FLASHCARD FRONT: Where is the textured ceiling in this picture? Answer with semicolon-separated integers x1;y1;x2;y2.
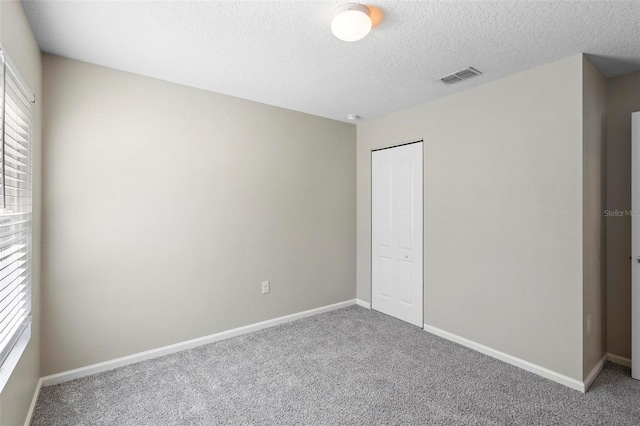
22;0;640;122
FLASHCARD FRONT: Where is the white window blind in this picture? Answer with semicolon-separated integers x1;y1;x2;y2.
0;50;33;374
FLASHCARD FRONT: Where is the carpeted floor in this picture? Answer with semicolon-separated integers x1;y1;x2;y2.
32;306;640;425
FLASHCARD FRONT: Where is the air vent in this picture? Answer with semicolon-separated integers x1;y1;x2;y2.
439;67;482;84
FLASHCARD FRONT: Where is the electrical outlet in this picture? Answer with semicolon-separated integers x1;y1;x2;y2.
587;315;592;335
261;281;270;295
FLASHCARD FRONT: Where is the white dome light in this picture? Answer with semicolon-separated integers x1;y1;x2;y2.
331;4;372;42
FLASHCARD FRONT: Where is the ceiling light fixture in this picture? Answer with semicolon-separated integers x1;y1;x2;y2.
331;4;372;42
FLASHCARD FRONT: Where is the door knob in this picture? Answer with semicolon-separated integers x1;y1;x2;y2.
637;256;640;264
405;255;408;259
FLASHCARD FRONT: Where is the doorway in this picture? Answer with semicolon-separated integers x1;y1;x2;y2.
371;141;423;327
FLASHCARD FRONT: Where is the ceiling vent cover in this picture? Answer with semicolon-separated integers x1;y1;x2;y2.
439;67;482;84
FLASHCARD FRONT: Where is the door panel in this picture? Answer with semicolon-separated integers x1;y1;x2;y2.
376;256;393;298
371;142;423;327
377;159;393;248
397;260;413;304
397;155;414;251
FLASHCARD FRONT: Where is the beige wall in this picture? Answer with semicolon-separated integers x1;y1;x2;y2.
582;57;607;378
358;55;585;380
0;1;42;425
606;71;640;360
41;55;356;375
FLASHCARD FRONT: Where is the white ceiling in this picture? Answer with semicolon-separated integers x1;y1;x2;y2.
22;0;640;122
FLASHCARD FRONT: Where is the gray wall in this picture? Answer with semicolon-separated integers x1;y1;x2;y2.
358;55;585;380
606;71;640;361
0;1;42;425
582;57;607;377
41;55;356;376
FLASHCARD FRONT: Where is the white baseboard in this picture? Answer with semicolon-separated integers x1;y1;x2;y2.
41;299;356;387
584;354;606;392
423;323;587;392
356;299;371;309
607;352;632;368
23;377;43;426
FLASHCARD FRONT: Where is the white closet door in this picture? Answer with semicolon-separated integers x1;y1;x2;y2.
632;111;640;380
371;142;423;327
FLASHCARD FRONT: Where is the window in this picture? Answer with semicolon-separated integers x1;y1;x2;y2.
0;49;34;391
